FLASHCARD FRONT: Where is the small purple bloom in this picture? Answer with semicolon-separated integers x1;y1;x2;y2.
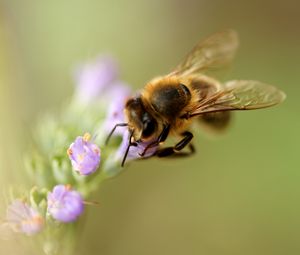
103;83;131;136
4;200;44;235
74;55;120;103
116;130;158;162
67;133;101;175
47;185;84;223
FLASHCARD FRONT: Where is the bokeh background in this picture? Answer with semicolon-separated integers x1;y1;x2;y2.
0;0;299;254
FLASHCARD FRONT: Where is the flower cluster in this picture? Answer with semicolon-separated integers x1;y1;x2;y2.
0;55;158;254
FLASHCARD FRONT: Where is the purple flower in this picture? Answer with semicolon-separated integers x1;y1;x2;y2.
103;83;131;136
116;130;158;162
67;133;101;175
4;200;44;235
47;185;84;223
74;55;120;103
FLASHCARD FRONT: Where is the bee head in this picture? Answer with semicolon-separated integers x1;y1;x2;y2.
125;96;158;141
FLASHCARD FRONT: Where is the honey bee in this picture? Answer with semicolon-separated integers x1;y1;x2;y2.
106;30;286;166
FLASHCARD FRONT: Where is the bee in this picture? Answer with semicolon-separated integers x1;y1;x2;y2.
106;30;286;166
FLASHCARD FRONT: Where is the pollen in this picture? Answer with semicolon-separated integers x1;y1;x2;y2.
64;184;72;191
78;154;84;161
83;133;91;142
33;215;44;225
67;148;73;156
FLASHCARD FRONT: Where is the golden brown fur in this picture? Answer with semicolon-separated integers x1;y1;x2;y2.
140;74;222;137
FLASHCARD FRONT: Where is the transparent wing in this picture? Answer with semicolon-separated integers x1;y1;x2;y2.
184;80;286;117
172;29;239;77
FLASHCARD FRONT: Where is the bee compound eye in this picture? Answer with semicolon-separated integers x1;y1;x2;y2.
142;120;156;138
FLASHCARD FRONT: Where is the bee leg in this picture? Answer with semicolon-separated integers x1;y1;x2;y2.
105;123;128;145
121;130;138;167
189;143;196;153
163;143;195;158
156;131;194;157
139;124;170;157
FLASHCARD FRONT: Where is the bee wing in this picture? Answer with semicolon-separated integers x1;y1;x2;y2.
185;80;286;117
172;29;239;77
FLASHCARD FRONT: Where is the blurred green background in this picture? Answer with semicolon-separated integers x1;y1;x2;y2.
0;0;300;254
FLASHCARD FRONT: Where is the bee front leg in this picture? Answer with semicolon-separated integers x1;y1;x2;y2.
156;131;195;157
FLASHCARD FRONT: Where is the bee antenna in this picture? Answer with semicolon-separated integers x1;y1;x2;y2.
105;123;128;145
121;129;137;167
